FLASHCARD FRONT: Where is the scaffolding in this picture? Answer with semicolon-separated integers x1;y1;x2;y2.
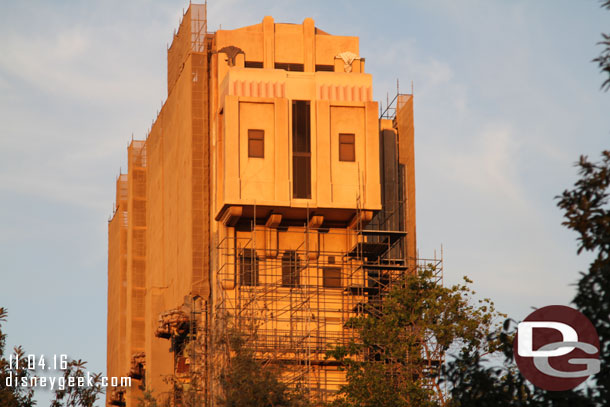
142;89;442;405
107;174;128;407
206;214;443;403
108;2;442;403
167;3;207;93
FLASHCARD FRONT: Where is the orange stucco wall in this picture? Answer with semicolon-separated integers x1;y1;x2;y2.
107;5;416;406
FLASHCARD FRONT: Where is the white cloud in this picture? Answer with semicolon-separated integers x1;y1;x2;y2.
0;8;166;105
0;5;607;397
54;27;89;59
368;34;528;211
436;123;527;208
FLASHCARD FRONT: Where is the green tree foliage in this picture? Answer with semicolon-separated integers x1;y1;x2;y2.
446;3;610;404
162;370;204;407
0;308;103;407
50;359;104;407
216;330;310;407
138;390;159;407
138;389;172;407
0;308;35;407
557;151;610;403
326;266;502;407
443;137;609;406
443;150;609;407
442;320;595;407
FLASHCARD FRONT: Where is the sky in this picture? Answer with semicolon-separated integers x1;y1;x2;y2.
0;0;608;405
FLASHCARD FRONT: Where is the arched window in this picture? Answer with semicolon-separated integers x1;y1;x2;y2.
281;251;301;287
239;248;258;286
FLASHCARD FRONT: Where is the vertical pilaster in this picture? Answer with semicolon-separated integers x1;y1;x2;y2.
263;16;275;69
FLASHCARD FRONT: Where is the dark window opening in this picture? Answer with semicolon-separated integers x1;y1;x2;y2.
282;251;301;287
315;64;334;72
245;61;263;68
248;129;264;158
323;267;341;288
239;248;259;286
292;100;311;199
339;133;355;162
176;356;189;374
275;63;304;72
293;156;311;198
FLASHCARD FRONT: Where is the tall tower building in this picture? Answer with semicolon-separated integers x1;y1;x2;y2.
107;4;420;406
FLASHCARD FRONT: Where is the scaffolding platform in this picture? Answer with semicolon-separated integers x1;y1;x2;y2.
360;263;408;271
346;242;390;260
203;210;447;405
359;229;406;244
344;286;382;295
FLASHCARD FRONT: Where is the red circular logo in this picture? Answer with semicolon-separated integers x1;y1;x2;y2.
514;305;600;391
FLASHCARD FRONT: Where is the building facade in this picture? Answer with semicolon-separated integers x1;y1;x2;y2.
107;4;420;406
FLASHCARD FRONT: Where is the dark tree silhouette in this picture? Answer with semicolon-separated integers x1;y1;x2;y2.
593;1;610;91
50;359;104;407
0;308;36;407
442;320;595;407
217;330;310;407
557;151;610;404
326;266;501;407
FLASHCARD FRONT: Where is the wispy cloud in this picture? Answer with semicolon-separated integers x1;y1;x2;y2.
0;6;608;407
437;123;527;208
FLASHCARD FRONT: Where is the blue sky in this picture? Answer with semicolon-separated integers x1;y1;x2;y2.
0;0;608;405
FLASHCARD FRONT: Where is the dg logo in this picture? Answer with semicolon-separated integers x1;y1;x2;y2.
514;305;600;391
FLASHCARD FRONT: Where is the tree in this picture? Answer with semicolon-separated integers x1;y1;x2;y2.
446;3;610;405
325;266;502;407
556;151;610;404
0;308;36;407
593;1;610;91
442;320;595;407
138;389;170;407
216;329;310;407
50;359;104;407
0;307;104;407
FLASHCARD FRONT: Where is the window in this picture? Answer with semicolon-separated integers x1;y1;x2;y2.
315;64;334;72
248;129;264;158
339;133;355;162
239;248;258;286
176;356;189;374
292;101;311;199
281;251;301;287
245;61;263;68
275;63;304;72
323;267;341;288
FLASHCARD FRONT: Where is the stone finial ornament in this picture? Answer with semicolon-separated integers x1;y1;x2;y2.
336;51;359;72
218;46;245;67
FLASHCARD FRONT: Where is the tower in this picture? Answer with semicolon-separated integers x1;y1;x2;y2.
107;4;418;406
